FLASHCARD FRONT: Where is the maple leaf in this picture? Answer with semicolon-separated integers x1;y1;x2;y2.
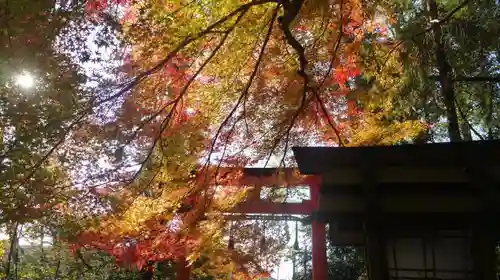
63;0;428;277
85;0;107;13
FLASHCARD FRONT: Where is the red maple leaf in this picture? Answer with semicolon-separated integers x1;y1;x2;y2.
85;0;129;14
85;0;107;13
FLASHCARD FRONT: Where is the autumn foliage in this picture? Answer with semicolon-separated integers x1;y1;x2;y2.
2;0;499;278
51;0;426;277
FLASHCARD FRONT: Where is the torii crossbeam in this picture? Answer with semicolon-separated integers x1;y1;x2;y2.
176;167;326;280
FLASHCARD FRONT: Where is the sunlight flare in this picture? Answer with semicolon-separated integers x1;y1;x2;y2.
14;72;35;89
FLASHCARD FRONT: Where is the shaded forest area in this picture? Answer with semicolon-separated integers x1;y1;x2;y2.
0;0;499;279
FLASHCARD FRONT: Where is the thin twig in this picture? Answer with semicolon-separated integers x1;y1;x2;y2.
382;0;472;69
277;0;345;158
15;112;87;186
127;8;251;216
196;6;279;216
318;0;344;89
11;0;277;187
204;6;279;177
453;95;484;140
312;88;344;146
313;0;345;146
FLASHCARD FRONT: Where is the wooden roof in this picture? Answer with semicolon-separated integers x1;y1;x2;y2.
292;141;500;245
292;140;500;174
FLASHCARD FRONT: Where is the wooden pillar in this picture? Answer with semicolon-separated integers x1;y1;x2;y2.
312;221;327;280
361;161;389;280
363;206;389;280
310;177;327;280
471;215;496;280
466;165;498;280
176;257;191;280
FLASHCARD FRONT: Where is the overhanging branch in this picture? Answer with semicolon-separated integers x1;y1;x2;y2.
382;0;472;68
278;0;344;148
428;75;500;82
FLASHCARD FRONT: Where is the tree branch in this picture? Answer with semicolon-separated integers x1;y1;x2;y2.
382;0;472;68
453;95;485;140
428;75;500;82
278;0;344;147
10;1;271;189
129;10;246;185
205;6;279;176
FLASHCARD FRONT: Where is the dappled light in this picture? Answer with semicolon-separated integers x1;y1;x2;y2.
14;72;35;89
0;0;499;279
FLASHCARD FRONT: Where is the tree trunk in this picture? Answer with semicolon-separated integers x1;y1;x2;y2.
487;88;494;140
461;120;472;141
5;222;18;279
428;0;462;142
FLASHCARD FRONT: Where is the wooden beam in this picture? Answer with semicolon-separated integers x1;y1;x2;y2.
293;140;500;174
320;182;478;195
222;214;304;221
194;167;318;188
230;200;314;215
320;166;500;186
318;195;482;213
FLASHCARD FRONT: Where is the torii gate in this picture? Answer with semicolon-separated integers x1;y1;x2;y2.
176;167;326;280
178;140;500;280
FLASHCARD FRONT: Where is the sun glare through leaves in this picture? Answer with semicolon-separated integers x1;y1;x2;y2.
14;72;35;89
0;0;497;279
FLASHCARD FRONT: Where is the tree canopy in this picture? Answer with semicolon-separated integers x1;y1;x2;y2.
0;0;499;279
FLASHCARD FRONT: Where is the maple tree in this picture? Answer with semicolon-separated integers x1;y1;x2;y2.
66;0;425;278
2;0;498;279
0;0;128;277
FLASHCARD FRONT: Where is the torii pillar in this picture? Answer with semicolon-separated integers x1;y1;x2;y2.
176;257;191;280
308;176;327;280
